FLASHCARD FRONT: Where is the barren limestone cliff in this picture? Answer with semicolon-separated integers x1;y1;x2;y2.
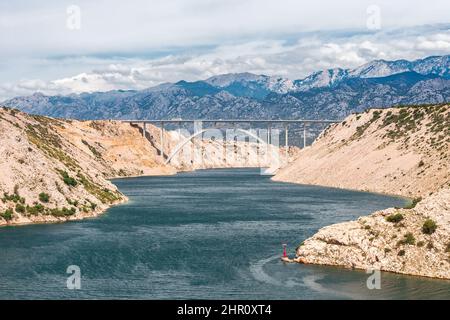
274;104;450;279
0;107;176;226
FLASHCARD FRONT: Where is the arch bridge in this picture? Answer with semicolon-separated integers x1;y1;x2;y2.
122;119;340;165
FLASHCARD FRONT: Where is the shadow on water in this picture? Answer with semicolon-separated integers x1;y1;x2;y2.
0;168;449;299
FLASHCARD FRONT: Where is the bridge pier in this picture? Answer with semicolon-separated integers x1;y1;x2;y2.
303;123;308;148
284;123;289;162
267;123;272;145
160;121;165;159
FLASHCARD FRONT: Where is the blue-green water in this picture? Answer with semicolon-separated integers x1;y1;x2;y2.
0;168;449;299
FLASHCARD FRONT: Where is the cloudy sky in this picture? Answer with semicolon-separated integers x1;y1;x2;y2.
0;0;449;100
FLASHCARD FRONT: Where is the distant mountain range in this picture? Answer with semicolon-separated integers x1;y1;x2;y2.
3;55;449;121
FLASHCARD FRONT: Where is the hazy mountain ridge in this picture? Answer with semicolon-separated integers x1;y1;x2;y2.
3;55;449;121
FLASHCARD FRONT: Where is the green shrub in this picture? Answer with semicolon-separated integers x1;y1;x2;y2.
0;209;14;221
417;241;425;247
422;219;437;235
398;232;416;246
90;202;97;210
59;170;77;187
39;192;50;203
81;139;102;157
398;250;406;256
50;207;76;217
403;197;422;209
26;204;45;215
66;198;79;207
445;243;450;253
386;213;404;223
2;192;25;204
15;204;26;213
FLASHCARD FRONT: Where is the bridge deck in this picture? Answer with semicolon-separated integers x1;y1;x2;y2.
121;119;340;124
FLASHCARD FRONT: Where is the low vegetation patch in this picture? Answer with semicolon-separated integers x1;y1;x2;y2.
380;105;449;147
2;192;25;204
39;192;50;203
25;122;80;170
66;198;79;207
58;170;78;187
397;232;416;246
403;197;422;209
0;209;14;221
422;219;437;235
15;204;26;213
81;139;102;158
49;207;76;217
386;213;404;223
26;203;45;215
77;173;121;204
351;110;382;140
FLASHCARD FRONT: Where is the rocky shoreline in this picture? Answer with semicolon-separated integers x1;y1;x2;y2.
294;188;450;279
274;105;450;279
0;196;128;227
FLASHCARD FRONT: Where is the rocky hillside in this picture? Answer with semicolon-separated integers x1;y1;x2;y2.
0;107;176;226
274;104;450;198
274;104;450;279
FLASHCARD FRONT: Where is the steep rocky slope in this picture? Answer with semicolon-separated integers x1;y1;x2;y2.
0;107;175;226
274;104;450;279
274;104;450;198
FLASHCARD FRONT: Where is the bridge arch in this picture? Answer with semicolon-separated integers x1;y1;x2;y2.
164;128;277;165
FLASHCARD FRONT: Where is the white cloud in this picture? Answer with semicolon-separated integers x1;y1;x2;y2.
1;27;449;101
416;33;450;50
1;0;450;60
0;1;449;100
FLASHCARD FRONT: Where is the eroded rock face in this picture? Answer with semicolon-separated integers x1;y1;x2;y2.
0;109;134;226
